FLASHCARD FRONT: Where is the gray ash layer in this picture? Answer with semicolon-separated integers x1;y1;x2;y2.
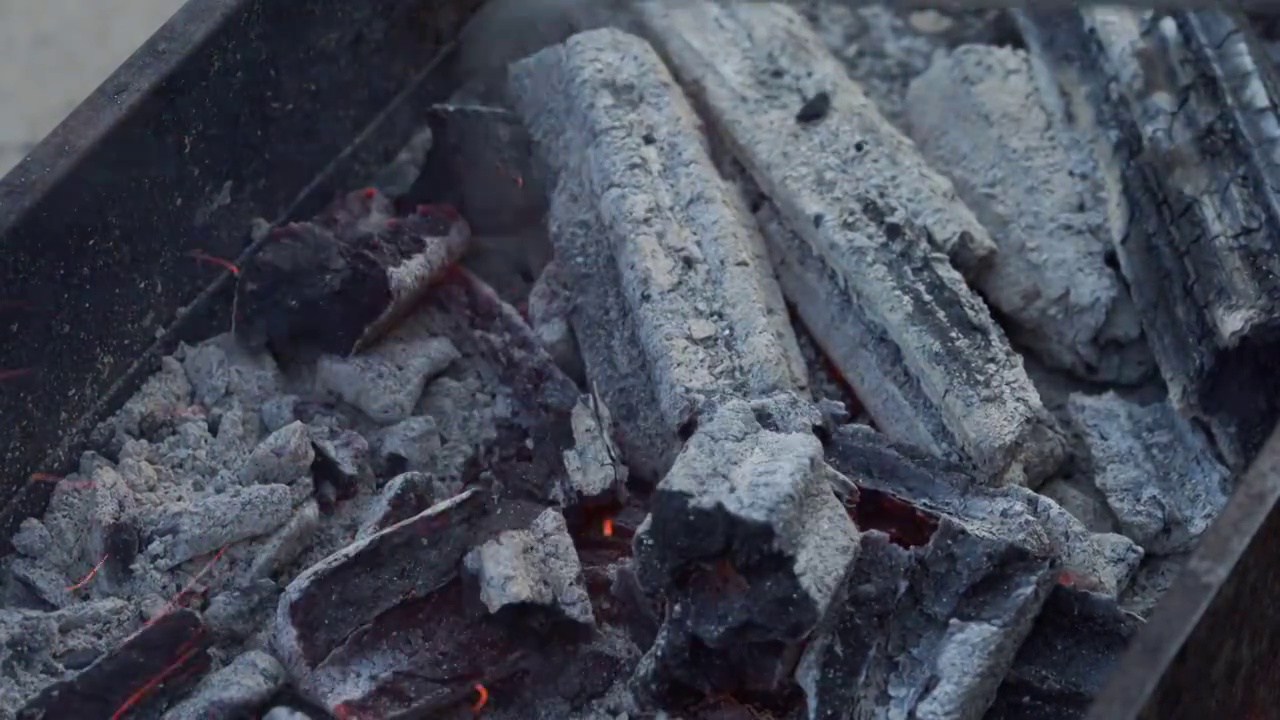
2;2;1271;719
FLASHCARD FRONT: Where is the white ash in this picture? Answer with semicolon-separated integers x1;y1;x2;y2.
314;335;460;425
561;393;628;507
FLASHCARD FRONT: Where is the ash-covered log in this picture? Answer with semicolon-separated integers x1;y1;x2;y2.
508;27;812;482
904;43;1152;385
632;393;860;700
234;188;470;359
635;1;1067;486
1014;7;1280;469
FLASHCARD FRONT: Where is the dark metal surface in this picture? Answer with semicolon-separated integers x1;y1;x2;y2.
1087;419;1280;720
0;0;483;549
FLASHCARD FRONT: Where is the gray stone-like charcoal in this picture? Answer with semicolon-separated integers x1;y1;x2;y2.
826;424;1142;596
509;28;810;447
796;528;1053;720
1069;392;1232;554
561;392;628;508
632;393;860;696
636;1;1065;486
463;506;594;626
150;483;297;570
905;44;1151;385
1015;7;1280;469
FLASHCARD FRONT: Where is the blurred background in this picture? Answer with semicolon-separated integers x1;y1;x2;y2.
0;0;185;175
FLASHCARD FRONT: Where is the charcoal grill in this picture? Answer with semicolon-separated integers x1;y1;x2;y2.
0;1;1276;718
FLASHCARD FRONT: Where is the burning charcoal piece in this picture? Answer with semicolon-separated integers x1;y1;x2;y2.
273;488;487;678
204;578;280;642
988;586;1141;720
309;427;372;501
1069;392;1232;554
17;609;210;720
1015;8;1280;469
509;28;812;442
905;44;1152;385
826;424;1142;596
632;393;860;697
796;528;1053;720
233;187;471;358
150;483;296;570
464;506;595;627
162;649;286;720
636;2;1066;486
561;392;628;508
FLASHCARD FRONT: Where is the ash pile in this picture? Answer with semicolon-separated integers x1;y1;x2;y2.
4;2;1279;719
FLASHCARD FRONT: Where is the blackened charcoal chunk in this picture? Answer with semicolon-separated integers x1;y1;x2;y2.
17;609;210;720
235;188;469;358
633;393;860;697
797;527;1052;720
987;586;1141;720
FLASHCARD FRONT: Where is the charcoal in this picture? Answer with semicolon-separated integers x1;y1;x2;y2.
10;518;52;561
632;393;860;697
162;649;286;720
826;425;1142;596
796;528;1053;720
181;334;284;410
234;188;471;358
204;579;280;642
308;427;372;501
261;395;300;433
273;487;487;678
313;335;459;425
509;28;812;446
527;259;585;383
358;472;437;539
463;507;595;627
148;483;297;570
905;44;1151;385
637;1;1066;486
1014;7;1280;469
16;609;210;720
561;393;628;508
8;558;72;609
246;500;320;581
373;416;443;477
987;586;1141;720
1069;392;1231;554
238;420;314;486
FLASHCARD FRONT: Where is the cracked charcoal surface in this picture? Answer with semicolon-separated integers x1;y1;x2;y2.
906;43;1152;385
636;1;1066;487
510;27;811;437
1070;392;1232;555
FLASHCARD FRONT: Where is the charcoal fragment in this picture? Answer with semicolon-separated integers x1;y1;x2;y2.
162;649;286;720
234;188;470;358
151;483;296;570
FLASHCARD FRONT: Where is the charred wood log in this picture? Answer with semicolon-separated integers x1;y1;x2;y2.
508;27;812;480
635;1;1066;485
1014;7;1280;469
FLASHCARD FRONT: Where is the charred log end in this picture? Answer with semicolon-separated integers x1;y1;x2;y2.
234;224;391;359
